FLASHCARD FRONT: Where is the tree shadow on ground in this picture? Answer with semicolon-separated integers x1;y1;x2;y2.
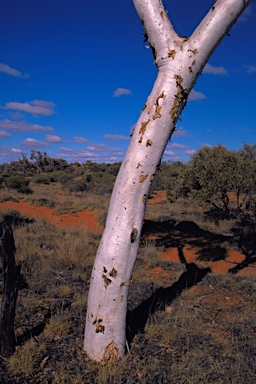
142;217;256;274
126;246;210;344
127;218;256;343
228;221;256;274
142;219;232;262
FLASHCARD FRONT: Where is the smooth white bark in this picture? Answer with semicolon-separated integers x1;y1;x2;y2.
84;0;251;362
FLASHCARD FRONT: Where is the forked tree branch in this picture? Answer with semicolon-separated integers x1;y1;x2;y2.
84;0;252;362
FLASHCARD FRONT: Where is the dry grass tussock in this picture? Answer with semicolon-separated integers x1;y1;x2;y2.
0;187;256;382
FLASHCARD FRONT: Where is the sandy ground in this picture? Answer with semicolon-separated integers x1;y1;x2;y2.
1;192;255;276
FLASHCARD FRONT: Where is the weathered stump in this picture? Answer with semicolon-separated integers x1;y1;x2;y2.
0;222;20;357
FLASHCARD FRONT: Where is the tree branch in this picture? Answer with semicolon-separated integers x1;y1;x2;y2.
132;0;182;65
189;0;251;66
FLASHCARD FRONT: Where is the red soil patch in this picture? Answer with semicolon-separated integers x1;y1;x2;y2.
227;191;237;201
148;190;166;204
55;194;73;199
162;245;253;276
0;200;102;233
1;193;255;278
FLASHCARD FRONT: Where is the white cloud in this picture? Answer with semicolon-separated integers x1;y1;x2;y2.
164;150;176;156
0;63;29;78
185;149;196;155
203;63;227;75
104;134;130;140
59;147;73;152
12;148;22;153
113;88;133;97
0;146;22;163
169;143;188;150
9;112;25;120
58;141;125;163
46;134;62;143
173;127;189;137
74;136;88;143
2;100;56;116
0;130;11;138
21;138;48;147
188;89;206;101
243;65;256;74
0;119;54;132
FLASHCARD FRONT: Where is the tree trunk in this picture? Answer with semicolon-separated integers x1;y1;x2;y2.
0;223;20;357
84;0;251;362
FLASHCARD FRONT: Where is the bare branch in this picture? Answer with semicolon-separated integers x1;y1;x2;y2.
132;0;182;65
189;0;251;65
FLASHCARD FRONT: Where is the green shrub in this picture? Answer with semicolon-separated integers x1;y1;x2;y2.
5;175;29;190
18;185;33;194
69;179;87;192
32;174;51;184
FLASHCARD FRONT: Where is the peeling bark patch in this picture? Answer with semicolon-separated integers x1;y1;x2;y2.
120;282;125;287
150;174;155;182
109;267;117;277
138;135;143;144
168;49;176;59
139;174;148;183
103;341;119;362
189;48;199;55
93;317;105;334
153;91;165;119
102;274;112;288
136;162;142;169
139;120;150;135
103;266;107;273
120;295;124;302
156;91;165;104
153;91;166;120
130;227;138;243
170;74;188;122
146;139;152;147
142;194;147;203
153;105;162;120
189;60;196;72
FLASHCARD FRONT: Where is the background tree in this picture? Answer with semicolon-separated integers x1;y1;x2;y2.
84;0;251;362
182;144;256;221
183;145;240;219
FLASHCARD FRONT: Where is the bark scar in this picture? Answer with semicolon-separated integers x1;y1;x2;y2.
153;91;165;120
109;267;117;277
102;273;112;288
93;317;105;333
139;120;150;135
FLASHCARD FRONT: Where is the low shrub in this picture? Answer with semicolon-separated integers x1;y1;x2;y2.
17;185;33;194
5;175;30;190
32;174;52;185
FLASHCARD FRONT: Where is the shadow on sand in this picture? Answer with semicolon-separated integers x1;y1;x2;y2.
127;218;256;343
126;245;210;343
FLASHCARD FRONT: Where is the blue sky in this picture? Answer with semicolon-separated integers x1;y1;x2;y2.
0;0;255;164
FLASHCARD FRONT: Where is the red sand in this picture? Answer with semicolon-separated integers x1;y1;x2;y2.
0;200;102;233
148;190;166;204
1;196;255;276
162;245;255;275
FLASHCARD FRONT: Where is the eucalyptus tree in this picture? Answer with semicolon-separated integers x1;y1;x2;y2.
84;0;251;361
